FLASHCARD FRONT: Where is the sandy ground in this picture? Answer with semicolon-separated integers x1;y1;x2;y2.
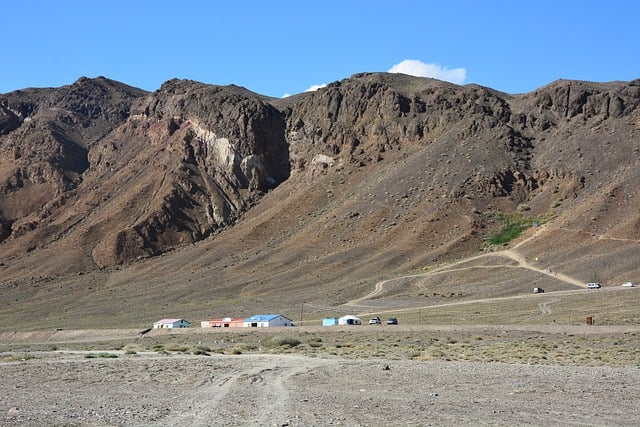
1;350;640;426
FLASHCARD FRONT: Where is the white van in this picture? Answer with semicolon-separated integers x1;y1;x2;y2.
587;282;601;289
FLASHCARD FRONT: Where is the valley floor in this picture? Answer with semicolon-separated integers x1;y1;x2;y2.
1;325;639;426
1;351;639;426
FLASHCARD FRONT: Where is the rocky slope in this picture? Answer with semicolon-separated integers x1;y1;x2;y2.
0;73;639;327
0;78;290;268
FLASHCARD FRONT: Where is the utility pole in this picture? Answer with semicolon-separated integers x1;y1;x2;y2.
300;301;305;326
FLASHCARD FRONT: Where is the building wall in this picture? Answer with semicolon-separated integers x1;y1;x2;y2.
243;316;293;327
323;318;339;326
271;316;293;327
155;320;190;329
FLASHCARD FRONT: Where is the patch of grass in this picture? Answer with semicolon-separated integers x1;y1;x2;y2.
98;352;118;358
0;353;36;363
123;344;143;354
261;335;302;348
487;212;548;246
165;344;190;353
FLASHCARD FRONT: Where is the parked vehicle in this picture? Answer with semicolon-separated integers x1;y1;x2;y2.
387;317;398;325
369;317;381;325
621;282;635;287
533;287;544;293
587;282;602;289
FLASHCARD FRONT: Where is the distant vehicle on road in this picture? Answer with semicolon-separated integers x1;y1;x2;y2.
369;317;381;325
587;282;602;289
387;317;398;325
533;287;544;293
621;282;635;287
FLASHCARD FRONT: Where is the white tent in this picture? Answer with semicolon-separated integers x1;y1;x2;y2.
338;315;362;325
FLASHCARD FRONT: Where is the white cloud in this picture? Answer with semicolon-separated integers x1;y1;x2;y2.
282;83;327;98
305;83;327;92
388;59;466;84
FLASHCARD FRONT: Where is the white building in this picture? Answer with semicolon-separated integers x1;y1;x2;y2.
153;318;191;329
243;314;293;328
338;315;362;325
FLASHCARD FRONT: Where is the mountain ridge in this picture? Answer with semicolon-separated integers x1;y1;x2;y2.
0;73;638;329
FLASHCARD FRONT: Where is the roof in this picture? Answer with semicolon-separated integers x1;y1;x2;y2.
244;314;287;322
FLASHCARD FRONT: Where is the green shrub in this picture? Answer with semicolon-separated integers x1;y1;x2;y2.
262;335;302;348
0;353;36;363
98;353;118;358
165;345;190;353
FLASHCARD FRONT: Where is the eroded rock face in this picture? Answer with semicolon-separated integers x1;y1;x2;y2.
282;74;522;177
0;78;146;249
82;81;290;264
0;78;290;266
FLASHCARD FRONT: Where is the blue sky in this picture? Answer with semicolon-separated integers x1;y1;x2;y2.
2;1;638;97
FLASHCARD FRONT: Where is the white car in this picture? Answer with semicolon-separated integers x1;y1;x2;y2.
586;282;602;289
621;282;635;287
369;317;381;325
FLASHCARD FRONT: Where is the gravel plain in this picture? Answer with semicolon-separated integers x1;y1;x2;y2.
1;341;640;426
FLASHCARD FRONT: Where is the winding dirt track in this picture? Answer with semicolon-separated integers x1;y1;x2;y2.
347;224;587;311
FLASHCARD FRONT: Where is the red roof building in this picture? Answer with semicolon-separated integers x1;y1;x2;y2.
200;317;245;328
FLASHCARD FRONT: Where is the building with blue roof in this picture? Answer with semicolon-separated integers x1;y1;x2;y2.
243;314;293;327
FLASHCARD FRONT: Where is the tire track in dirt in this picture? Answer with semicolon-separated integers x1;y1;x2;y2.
167;355;332;426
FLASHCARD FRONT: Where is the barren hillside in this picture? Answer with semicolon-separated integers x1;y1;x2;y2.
0;73;639;330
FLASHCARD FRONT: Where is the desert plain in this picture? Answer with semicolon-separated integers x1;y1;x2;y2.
1;324;639;426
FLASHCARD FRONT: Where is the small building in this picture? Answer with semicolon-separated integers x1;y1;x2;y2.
201;317;245;328
153;318;191;329
338;315;362;325
243;314;293;328
322;317;340;326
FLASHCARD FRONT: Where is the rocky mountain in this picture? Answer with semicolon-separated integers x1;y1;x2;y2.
0;73;639;328
0;78;290;268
